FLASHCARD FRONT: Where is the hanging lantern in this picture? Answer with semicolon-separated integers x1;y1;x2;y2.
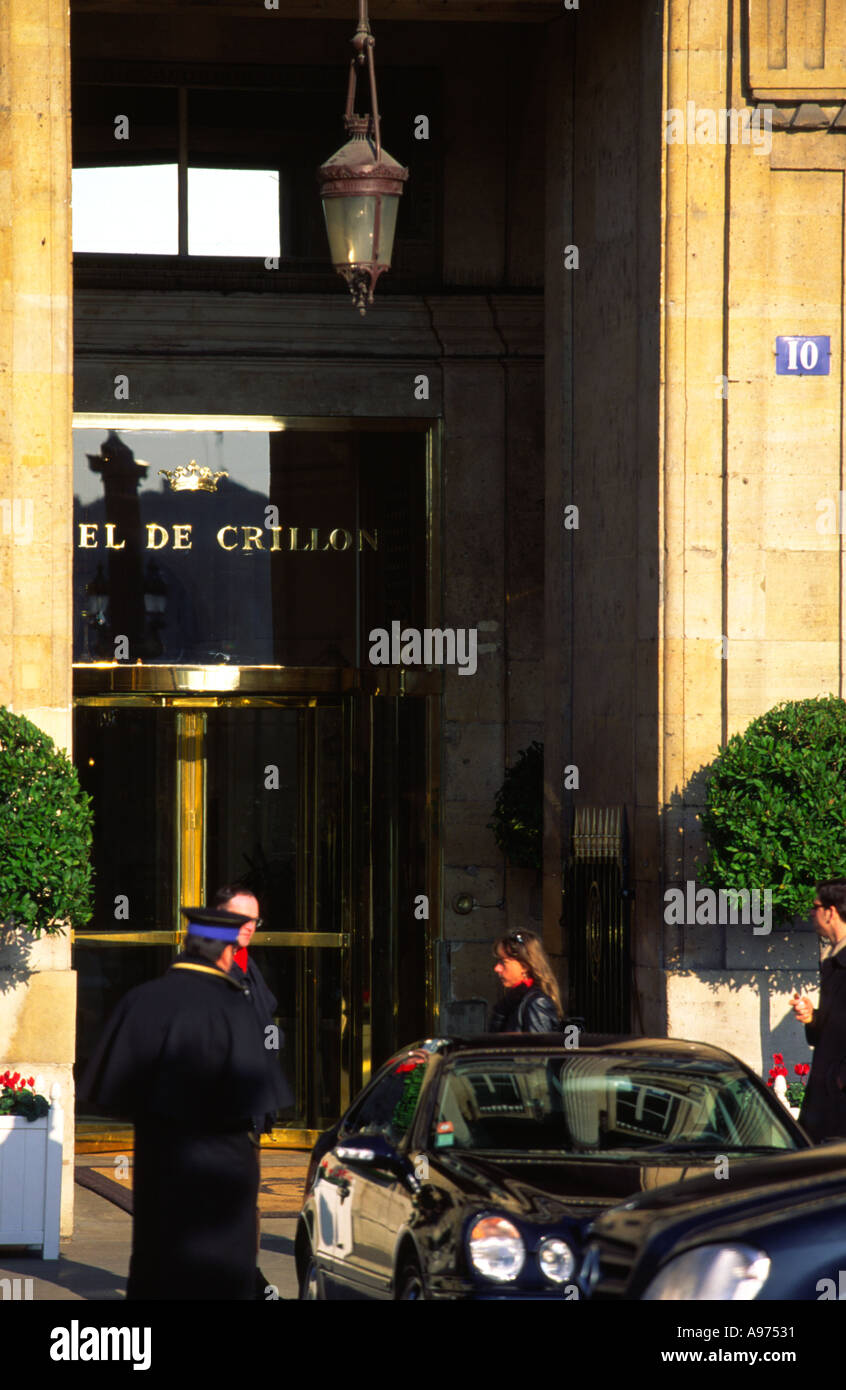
317;0;408;314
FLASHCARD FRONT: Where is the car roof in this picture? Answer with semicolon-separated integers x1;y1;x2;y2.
414;1034;751;1067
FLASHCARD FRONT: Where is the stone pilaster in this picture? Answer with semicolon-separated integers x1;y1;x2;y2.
0;0;75;1235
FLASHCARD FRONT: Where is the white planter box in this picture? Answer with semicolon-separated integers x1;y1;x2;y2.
0;1087;62;1259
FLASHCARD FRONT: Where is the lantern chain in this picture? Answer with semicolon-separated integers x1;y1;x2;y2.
345;0;382;161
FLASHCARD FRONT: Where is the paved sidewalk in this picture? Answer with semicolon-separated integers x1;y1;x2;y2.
0;1150;303;1302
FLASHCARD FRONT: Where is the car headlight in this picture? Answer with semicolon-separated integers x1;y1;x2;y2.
468;1216;526;1282
538;1238;576;1284
642;1245;771;1301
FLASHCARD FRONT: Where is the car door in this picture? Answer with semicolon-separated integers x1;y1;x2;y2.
320;1051;430;1297
313;1149;356;1268
373;1054;432;1289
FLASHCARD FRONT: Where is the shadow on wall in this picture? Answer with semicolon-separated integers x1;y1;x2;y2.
0;928;34;994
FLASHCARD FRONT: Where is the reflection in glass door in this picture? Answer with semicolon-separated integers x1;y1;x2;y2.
73;706;178;1102
73;698;352;1141
205;703;349;1130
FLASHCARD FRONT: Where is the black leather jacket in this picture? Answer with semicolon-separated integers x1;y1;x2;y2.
489;981;562;1034
800;949;846;1141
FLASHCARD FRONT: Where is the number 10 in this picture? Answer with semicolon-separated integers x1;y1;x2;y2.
786;338;820;371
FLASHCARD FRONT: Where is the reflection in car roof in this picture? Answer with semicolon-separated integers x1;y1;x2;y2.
436;1034;750;1065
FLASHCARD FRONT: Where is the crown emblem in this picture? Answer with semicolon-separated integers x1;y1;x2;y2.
159;461;228;493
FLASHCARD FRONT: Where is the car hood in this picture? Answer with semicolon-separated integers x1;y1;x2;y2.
432;1150;730;1224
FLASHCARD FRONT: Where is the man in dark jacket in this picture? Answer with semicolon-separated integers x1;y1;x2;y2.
80;908;289;1299
792;879;846;1141
213;884;293;1298
212;883;293;1114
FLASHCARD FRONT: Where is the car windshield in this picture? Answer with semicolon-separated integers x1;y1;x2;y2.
431;1054;799;1156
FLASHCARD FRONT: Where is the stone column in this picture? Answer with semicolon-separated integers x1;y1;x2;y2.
658;0;734;1052
0;0;75;1235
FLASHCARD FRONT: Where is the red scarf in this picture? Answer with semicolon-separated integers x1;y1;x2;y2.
234;946;248;973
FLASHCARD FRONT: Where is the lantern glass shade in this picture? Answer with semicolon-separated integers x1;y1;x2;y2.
322;193;400;269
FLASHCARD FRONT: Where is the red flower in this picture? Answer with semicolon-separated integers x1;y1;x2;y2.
773;1053;784;1065
27;1077;34;1087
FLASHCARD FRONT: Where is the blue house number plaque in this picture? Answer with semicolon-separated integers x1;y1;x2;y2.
776;335;830;375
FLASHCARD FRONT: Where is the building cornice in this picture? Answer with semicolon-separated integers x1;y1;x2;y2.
73;290;543;362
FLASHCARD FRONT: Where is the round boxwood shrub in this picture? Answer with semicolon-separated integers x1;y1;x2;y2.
489;741;543;870
0;706;93;936
699;695;846;925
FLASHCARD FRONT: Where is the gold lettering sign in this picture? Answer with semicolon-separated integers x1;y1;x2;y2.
77;524;378;552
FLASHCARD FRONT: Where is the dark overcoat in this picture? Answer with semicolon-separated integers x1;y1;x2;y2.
229;952;294;1116
80;958;288;1300
799;949;846;1142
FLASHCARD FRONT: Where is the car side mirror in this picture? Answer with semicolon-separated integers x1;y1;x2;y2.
334;1135;422;1191
335;1134;402;1172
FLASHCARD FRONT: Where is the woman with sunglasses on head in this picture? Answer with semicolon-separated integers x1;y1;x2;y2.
490;930;564;1033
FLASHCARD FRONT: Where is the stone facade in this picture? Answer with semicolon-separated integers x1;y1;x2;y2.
4;0;846;1239
654;0;844;1075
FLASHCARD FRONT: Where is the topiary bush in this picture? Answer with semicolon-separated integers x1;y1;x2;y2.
0;706;93;936
699;695;846;926
489;741;543;870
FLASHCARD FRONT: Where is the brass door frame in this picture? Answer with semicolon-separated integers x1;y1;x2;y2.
73;693;354;1149
177;711;206;912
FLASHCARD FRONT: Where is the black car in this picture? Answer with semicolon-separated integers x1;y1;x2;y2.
579;1141;846;1301
295;1033;809;1300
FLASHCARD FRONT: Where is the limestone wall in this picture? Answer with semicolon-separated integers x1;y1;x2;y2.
657;0;846;1072
0;0;75;1235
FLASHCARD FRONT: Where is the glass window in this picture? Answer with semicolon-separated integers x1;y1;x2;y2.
72;165;179;255
72;85;180;256
73;165;281;258
187;168;280;257
432;1056;800;1155
71;69;438;272
342;1054;429;1147
72;423;426;667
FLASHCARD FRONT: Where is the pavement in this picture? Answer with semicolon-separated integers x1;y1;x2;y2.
0;1149;303;1302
